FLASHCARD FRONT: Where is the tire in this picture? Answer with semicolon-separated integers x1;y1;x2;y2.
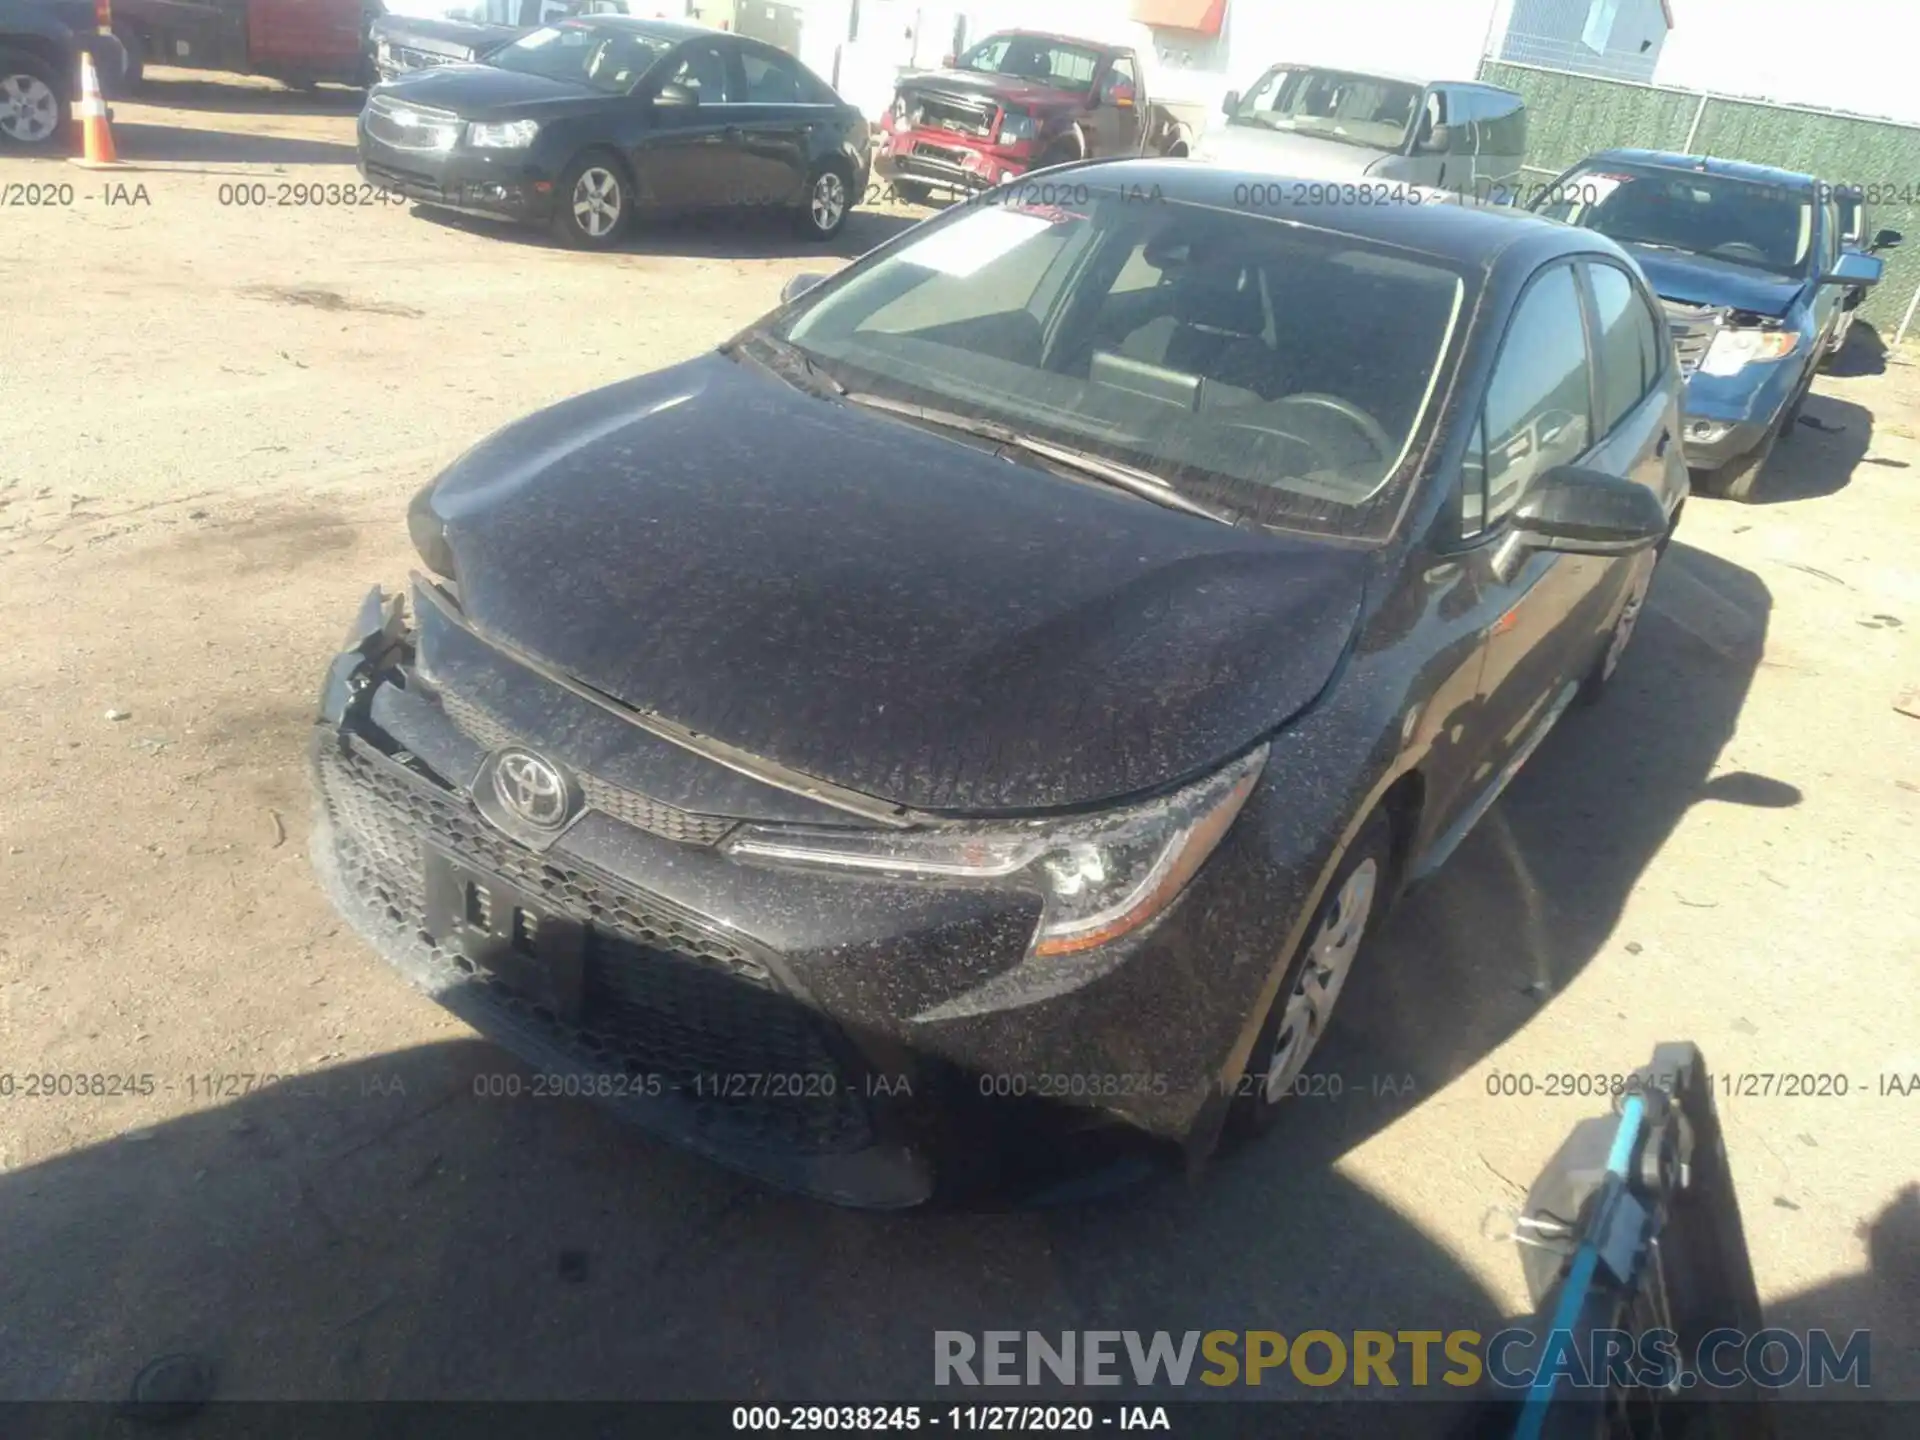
1229;812;1393;1140
0;49;69;150
1031;141;1082;172
1576;544;1658;706
794;161;852;241
890;178;932;206
549;151;630;250
113;30;145;90
1698;424;1778;503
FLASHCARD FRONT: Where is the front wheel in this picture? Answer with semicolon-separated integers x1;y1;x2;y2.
795;163;852;241
1230;813;1392;1139
0;50;68;150
550;152;629;250
1697;426;1778;503
1577;545;1659;705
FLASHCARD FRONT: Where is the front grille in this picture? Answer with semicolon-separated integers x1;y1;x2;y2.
1662;299;1722;377
364;93;462;153
912;92;996;139
316;737;875;1153
913;141;970;167
436;687;738;848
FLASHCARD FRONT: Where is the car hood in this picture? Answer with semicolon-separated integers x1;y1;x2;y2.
902;69;1087;110
1194;121;1395;177
372;61;597;115
371;14;511;59
422;353;1371;814
1623;245;1808;318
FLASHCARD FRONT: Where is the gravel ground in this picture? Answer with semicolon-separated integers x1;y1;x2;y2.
1;73;1917;1420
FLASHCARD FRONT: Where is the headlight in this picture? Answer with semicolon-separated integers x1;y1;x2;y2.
723;746;1266;957
998;111;1038;143
1698;326;1798;376
466;118;540;149
407;483;456;579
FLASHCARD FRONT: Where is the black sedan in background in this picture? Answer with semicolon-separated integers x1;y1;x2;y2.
357;17;871;247
310;161;1687;1205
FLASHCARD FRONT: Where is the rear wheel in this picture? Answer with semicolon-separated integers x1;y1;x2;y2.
1229;813;1392;1139
113;29;146;90
550;151;630;250
794;162;852;241
0;50;67;150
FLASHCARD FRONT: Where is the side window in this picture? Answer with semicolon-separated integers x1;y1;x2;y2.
1586;262;1659;435
1101;54;1137;104
1481;264;1592;524
740;49;805;104
663;43;733;102
1445;90;1483;155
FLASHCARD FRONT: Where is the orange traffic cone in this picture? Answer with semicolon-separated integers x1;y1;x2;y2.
70;51;122;167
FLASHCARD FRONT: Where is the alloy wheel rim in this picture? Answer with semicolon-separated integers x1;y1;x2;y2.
1264;858;1378;1103
811;172;846;231
0;73;58;143
571;168;621;238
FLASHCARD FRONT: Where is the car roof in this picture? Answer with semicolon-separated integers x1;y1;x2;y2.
1060;158;1594;271
1582;147;1820;190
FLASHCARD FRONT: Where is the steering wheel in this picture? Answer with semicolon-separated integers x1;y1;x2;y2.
1264;393;1396;461
1710;241;1770;264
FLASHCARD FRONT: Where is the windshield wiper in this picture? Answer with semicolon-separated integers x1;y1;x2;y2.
841;391;1239;526
727;332;847;397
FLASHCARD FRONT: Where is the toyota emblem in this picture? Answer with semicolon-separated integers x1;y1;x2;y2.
492;749;571;830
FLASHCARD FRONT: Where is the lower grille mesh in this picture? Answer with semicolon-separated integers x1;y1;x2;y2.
315;736;874;1154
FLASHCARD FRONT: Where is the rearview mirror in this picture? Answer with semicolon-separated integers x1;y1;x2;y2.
653;81;698;108
1821;249;1884;288
1872;227;1904;252
1220;89;1239;116
781;272;828;304
1511;466;1669;557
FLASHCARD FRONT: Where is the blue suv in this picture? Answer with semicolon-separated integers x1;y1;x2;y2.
1533;149;1886;500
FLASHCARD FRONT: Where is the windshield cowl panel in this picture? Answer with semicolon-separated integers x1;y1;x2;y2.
761;191;1468;543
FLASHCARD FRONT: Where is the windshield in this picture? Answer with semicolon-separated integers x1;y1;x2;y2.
1227;66;1423;151
1536;165;1816;275
486;21;669;92
752;190;1466;540
956;33;1103;90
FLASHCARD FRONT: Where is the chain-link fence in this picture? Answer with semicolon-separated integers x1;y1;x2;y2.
1479;58;1920;341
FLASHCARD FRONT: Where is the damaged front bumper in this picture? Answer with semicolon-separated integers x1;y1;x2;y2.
308;582;1292;1205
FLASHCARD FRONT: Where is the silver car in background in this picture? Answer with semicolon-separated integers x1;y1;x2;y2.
1194;64;1526;199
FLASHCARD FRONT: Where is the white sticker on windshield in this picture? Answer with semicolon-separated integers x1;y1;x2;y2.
895;208;1057;278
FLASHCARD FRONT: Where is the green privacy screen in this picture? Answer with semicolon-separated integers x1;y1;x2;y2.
1479;59;1920;336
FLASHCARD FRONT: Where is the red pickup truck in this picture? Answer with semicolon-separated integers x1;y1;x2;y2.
110;0;371;89
874;28;1194;203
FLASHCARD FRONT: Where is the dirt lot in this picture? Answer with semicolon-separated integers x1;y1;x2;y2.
2;76;1918;1417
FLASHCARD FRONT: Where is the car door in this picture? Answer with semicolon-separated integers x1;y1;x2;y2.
1459;260;1610;787
629;38;743;211
1089;52;1143;157
728;41;819;209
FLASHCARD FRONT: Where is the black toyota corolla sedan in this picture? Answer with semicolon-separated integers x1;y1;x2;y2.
310;161;1688;1206
356;17;871;248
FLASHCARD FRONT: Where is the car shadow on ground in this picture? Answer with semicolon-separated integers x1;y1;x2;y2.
121;71;367;117
108;123;361;167
1823;320;1889;379
411;203;921;263
1754;394;1875;505
0;545;1819;1417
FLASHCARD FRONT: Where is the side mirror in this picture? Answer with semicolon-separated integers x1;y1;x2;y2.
781;272;828;305
1220;89;1239;116
1109;83;1136;109
1872;227;1903;252
1417;122;1452;154
653;81;698;108
940;52;955;67
1511;466;1669;557
1821;249;1884;288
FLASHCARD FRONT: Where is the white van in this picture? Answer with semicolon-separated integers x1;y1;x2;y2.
1194;65;1527;198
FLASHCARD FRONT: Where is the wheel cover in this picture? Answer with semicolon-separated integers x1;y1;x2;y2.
810;171;846;231
1263;858;1379;1103
1602;552;1657;681
0;73;59;144
571;167;622;238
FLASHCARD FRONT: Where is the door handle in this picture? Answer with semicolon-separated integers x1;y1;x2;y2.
1656;429;1671;458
